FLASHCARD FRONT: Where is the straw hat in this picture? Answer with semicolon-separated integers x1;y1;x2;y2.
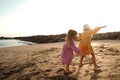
83;24;90;30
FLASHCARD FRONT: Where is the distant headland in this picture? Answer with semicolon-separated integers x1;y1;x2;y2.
1;32;120;43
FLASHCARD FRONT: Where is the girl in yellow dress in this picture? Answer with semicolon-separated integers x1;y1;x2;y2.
77;24;106;68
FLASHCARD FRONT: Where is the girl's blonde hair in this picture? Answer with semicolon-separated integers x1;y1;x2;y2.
66;29;77;43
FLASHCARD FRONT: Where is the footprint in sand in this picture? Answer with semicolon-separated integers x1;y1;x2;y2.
56;68;65;73
44;69;52;72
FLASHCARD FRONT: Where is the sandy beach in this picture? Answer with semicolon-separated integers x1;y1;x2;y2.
0;40;120;80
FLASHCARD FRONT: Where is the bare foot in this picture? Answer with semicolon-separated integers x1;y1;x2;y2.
79;64;83;67
65;70;73;74
94;65;100;69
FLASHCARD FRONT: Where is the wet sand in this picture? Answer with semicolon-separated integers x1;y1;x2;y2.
0;40;120;80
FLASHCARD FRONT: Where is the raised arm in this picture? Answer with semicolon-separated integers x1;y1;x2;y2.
90;25;107;34
99;25;107;28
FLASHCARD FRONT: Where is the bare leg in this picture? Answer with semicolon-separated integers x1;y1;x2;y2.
80;55;84;66
91;53;98;68
65;64;69;71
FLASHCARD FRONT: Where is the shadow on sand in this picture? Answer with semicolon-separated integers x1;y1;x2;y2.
49;68;77;80
90;69;102;80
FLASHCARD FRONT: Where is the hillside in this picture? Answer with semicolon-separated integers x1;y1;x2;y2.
13;32;120;43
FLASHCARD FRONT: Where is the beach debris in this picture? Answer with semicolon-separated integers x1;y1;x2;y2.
99;44;105;48
107;47;119;53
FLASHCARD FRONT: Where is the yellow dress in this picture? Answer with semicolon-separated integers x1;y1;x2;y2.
78;27;100;55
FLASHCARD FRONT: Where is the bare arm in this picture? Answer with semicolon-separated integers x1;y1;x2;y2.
90;25;107;34
75;34;82;41
99;25;107;28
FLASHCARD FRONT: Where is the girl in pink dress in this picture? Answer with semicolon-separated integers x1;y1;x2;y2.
61;29;83;73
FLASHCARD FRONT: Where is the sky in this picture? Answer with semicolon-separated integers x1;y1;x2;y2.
0;0;120;37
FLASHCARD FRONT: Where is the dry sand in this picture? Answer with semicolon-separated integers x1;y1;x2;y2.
0;40;120;80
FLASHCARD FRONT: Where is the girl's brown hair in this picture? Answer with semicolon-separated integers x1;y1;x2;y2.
66;29;77;44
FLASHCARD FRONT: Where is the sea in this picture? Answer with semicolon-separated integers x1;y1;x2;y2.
0;39;35;48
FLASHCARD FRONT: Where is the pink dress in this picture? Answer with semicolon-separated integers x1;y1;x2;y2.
61;40;80;64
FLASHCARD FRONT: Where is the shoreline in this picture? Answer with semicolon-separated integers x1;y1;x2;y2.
0;39;35;48
0;39;119;49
